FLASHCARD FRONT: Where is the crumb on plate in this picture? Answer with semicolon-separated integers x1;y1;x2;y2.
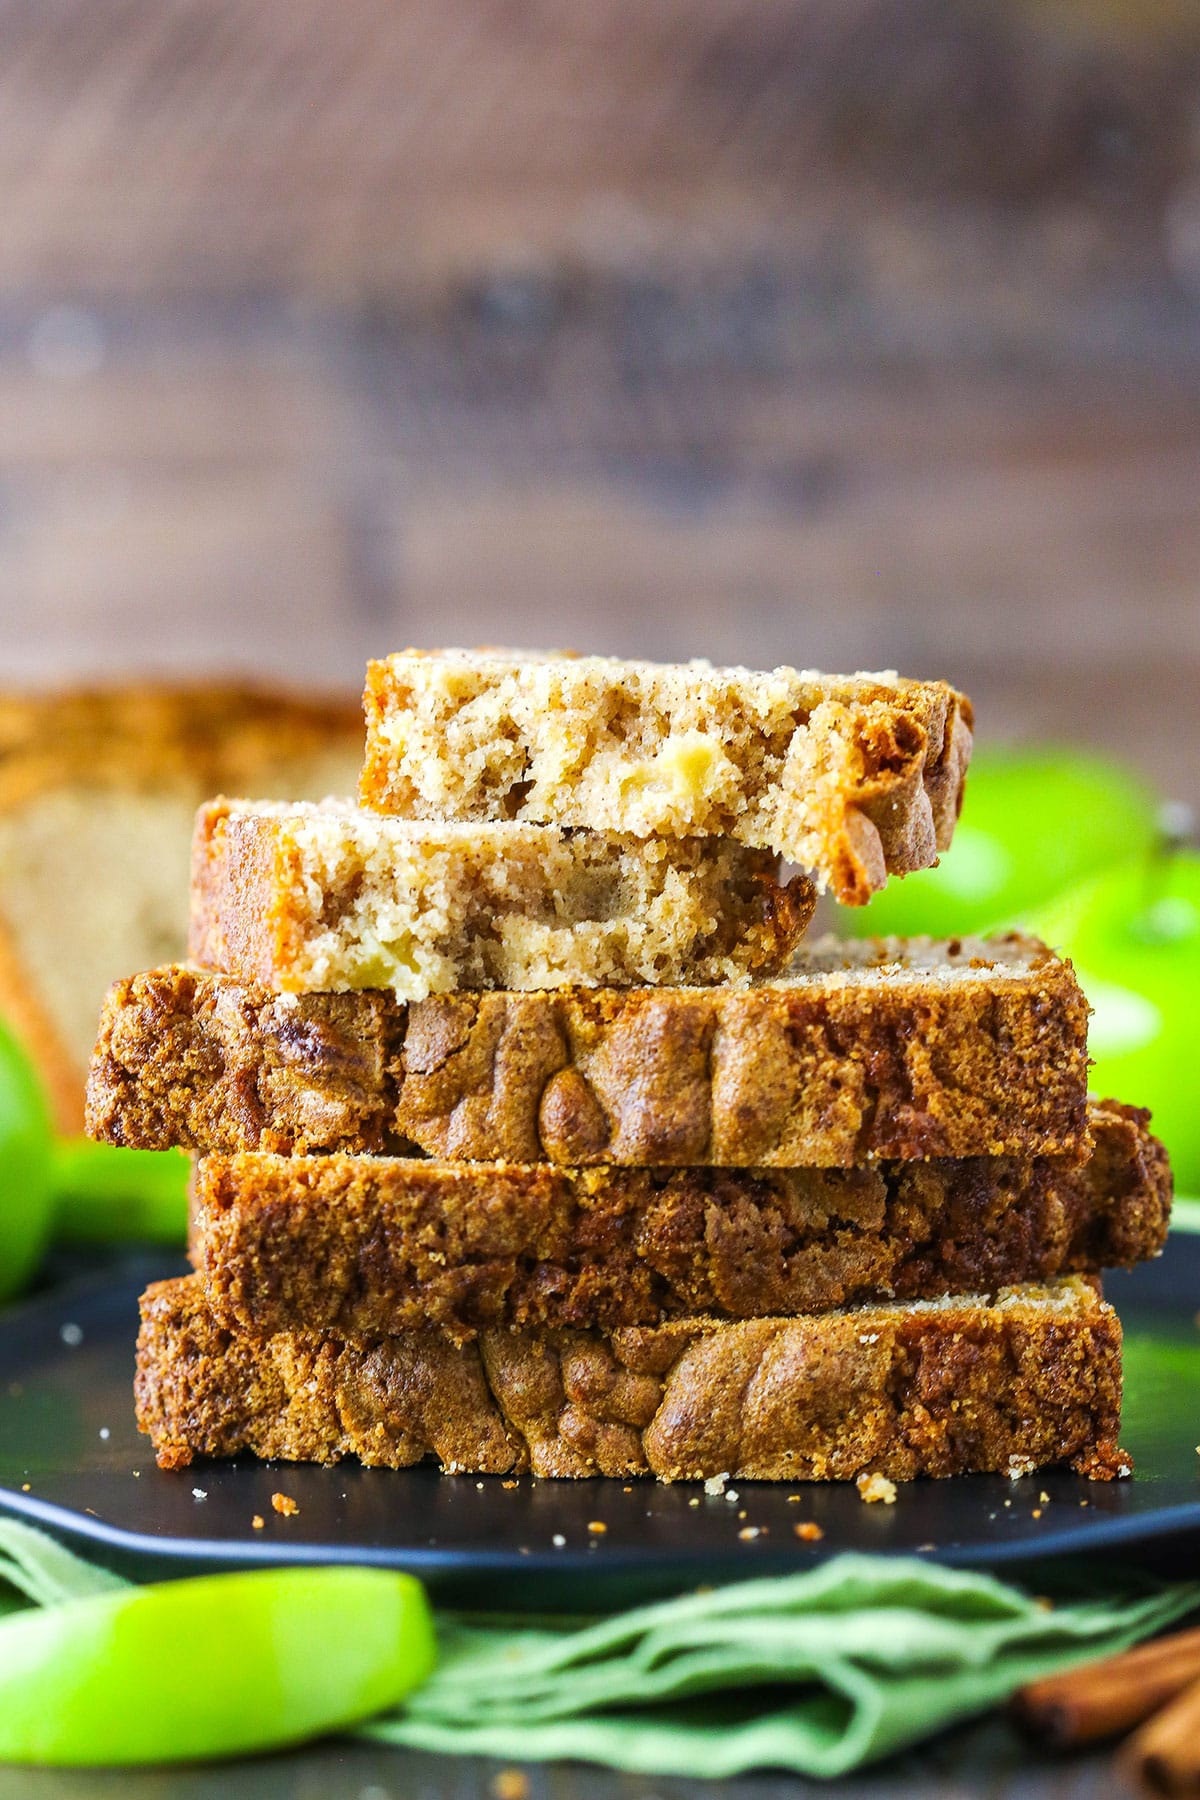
490;1769;530;1800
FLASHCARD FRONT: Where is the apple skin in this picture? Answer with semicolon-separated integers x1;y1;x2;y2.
838;747;1159;939
1019;853;1200;1195
0;1021;54;1302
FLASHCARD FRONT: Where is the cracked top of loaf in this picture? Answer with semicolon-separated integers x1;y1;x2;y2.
359;650;973;904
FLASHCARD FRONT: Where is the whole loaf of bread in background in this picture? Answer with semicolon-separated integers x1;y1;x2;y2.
0;684;363;1132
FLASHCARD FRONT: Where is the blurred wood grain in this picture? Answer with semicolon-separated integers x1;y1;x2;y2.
2;0;1197;294
0;0;1199;804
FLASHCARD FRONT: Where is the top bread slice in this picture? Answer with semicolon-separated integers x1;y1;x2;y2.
0;684;363;1131
359;651;973;904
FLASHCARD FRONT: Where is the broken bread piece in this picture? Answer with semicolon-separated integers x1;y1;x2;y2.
359;650;973;904
188;1100;1170;1339
136;1273;1125;1481
188;799;812;999
90;935;1090;1166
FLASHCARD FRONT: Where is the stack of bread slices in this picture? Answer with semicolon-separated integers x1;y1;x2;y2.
86;652;1171;1486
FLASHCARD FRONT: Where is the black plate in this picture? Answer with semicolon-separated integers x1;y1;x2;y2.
1;1243;1199;1608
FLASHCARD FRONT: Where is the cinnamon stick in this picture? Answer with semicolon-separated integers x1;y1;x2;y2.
1121;1673;1200;1796
1011;1626;1200;1748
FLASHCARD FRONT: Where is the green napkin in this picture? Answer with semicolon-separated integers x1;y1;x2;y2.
0;1519;125;1613
0;1519;1195;1775
367;1556;1200;1777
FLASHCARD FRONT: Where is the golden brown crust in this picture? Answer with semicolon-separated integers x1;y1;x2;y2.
188;1101;1170;1340
359;652;973;905
89;936;1091;1166
135;1274;1125;1481
187;800;812;998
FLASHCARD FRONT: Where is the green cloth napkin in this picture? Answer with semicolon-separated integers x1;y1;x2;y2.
0;1519;1195;1776
367;1556;1200;1777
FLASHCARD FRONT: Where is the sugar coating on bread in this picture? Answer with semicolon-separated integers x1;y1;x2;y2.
187;1100;1170;1339
136;1272;1126;1481
188;798;812;1000
359;651;973;904
89;935;1090;1166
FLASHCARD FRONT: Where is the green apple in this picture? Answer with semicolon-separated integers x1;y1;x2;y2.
837;747;1160;939
1019;853;1200;1193
0;1020;189;1300
0;1020;55;1301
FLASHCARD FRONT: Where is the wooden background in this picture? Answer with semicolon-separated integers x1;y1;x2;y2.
1;0;1199;803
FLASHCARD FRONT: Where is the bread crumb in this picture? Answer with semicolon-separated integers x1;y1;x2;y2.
490;1770;530;1800
251;1514;265;1530
704;1472;729;1495
271;1491;299;1517
551;1533;566;1548
1031;1508;1043;1519
20;1483;30;1493
738;1526;761;1541
1039;1491;1050;1503
587;1520;607;1534
793;1521;824;1541
501;1480;519;1490
856;1472;897;1505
